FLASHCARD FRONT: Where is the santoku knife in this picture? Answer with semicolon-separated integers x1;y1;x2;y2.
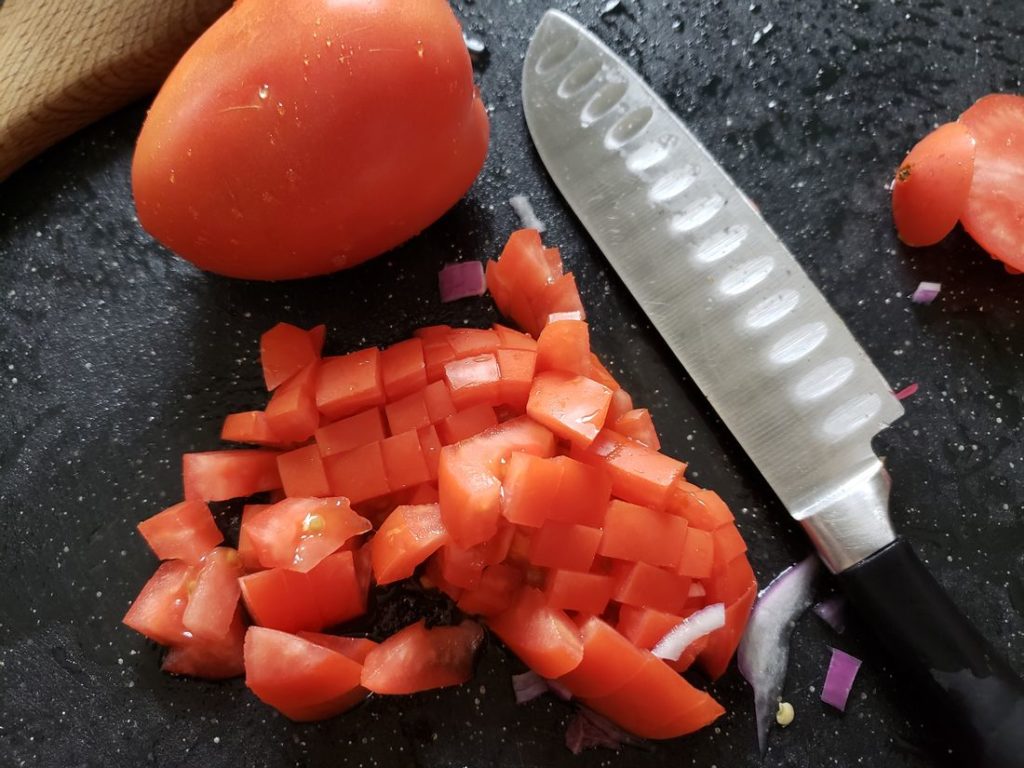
522;10;1024;766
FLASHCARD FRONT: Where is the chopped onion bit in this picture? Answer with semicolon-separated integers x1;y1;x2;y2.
512;671;550;704
894;382;919;401
565;706;643;755
812;595;848;634
509;194;546;233
736;555;820;756
652;603;725;661
911;281;941;304
821;648;862;712
438;261;487;303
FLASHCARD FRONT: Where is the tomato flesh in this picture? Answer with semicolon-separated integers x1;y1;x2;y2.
360;619;484;694
371;504;448;585
487;587;583;679
137;500;223;564
526;371;612;447
182;547;244;640
243;497;371;572
183;450;282;502
260;323;319;391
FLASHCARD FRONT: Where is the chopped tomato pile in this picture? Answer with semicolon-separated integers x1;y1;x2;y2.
892;93;1024;272
124;229;757;739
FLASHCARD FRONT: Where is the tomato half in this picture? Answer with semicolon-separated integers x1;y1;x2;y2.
891;121;976;247
132;0;489;280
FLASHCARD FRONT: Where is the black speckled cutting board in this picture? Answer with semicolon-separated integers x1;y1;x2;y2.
1;1;1022;766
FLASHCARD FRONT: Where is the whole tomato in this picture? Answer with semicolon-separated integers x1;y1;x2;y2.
132;0;489;280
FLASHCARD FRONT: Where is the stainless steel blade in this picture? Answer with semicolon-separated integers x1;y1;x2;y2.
523;10;905;572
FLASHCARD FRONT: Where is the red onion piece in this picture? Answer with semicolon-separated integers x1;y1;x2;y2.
512;671;550;704
911;281;941;304
821;647;862;711
509;194;546;232
737;555;820;755
894;382;919;401
438;261;487;303
565;707;642;754
651;603;725;661
545;677;573;701
812;595;848;634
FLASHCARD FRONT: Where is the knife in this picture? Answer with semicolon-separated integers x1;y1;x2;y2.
522;10;1024;766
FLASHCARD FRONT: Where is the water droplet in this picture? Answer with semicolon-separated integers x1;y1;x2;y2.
416;40;424;58
257;83;270;100
276;101;286;116
326;38;332;48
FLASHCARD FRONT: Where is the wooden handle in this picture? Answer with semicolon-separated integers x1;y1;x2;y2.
0;0;231;181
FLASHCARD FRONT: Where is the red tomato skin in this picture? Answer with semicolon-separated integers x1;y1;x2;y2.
182;450;282;502
277;444;331;498
221;411;286;447
360;619;484;694
265;361;320;443
891;121;976;247
597;500;688;569
316;407;387;457
380;338;427;401
137;500;223;564
556;616;646;699
132;0;489;280
260;323;319;390
486;587;584;680
699;581;756;680
959;94;1024;270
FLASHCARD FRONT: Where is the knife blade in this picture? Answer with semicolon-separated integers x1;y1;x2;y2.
522;10;1024;766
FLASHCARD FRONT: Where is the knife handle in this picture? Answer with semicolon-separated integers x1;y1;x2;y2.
0;0;230;181
839;538;1024;768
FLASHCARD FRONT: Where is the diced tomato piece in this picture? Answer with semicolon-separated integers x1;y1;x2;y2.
587;353;621;391
438;416;556;548
676;527;714;579
417;425;442;481
137;500;223;564
324;441;391;503
379;430;431;492
438;404;498;445
421;556;464;602
457;563;525;616
612;561;691;615
296;633;378;664
435;542;488;589
495;228;557;293
706;554;756;606
493;324;537;351
371;504;448;584
598;500;688;569
527;371;612;447
243;497;371;573
713;523;747;563
577;430;685;510
277;444;330;498
308;324;327;354
380;338;427;401
414;325;453;341
606;388;634;424
544;570;614;615
315;347;385;420
244;626;365;721
221;411;285;447
543;246;564;276
423;338;457;382
422;379;458;423
316;407;387;457
556;616;646;699
265;361;320;443
238;504;268;573
616;605;686;650
181;547;244;641
613;408;660;450
495;348;537;410
444;354;502;409
447;328;499;357
361;619;484;694
584;654;724;739
484;520;517;565
239;550;366;633
533;273;585;332
260;322;318;391
529;521;601;572
122;560;194;645
668;482;734;530
699;581;756;680
499;454;614;529
163;607;246;680
536;319;590;376
487;587;583;679
183;450;282;502
384;389;431;434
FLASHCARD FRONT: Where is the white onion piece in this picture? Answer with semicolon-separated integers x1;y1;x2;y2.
736;555;820;755
509;194;546;232
651;603;725;661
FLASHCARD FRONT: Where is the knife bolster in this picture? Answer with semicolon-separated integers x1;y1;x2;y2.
797;458;897;573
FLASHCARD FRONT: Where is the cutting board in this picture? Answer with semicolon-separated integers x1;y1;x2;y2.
1;1;1022;766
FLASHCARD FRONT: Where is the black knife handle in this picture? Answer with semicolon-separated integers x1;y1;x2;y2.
839;538;1024;768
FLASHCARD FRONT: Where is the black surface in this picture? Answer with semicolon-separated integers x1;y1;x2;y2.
1;1;1023;766
840;538;1024;767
